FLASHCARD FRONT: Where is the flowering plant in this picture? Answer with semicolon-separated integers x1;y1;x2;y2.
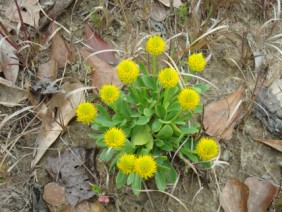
76;35;219;195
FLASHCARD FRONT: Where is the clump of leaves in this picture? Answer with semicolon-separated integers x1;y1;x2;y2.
90;12;102;29
176;3;189;23
76;35;220;195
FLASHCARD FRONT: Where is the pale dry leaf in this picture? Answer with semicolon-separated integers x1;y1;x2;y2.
245;176;277;212
0;77;27;107
80;48;121;92
0;36;19;84
85;25;118;65
220;179;249;212
38;59;58;80
253;138;282;152
5;0;41;28
62;201;107;212
50;26;72;68
157;0;183;8
203;86;245;140
45;148;97;207
31;82;85;168
150;1;170;22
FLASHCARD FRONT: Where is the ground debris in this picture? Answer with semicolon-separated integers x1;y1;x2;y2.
45;147;98;207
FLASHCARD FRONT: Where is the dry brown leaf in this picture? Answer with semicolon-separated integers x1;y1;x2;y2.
50;25;72;68
0;36;19;83
80;48;121;92
157;0;183;8
203;86;245;140
0;77;27;107
85;25;118;65
45;148;97;207
38;59;58;80
31;82;85;168
150;2;170;22
62;201;107;212
253;138;282;152
220;179;249;212
5;0;41;28
245;176;277;212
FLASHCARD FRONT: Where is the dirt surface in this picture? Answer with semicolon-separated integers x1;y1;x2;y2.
0;0;281;212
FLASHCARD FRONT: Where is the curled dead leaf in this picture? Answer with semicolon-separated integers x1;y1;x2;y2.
203;86;245;140
31;82;85;168
0;36;19;84
245;176;277;212
253;138;282;152
38;59;58;80
220;179;249;212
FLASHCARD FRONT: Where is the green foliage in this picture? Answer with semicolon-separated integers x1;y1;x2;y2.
176;4;189;23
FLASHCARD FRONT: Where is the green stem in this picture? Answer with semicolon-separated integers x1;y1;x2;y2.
152;55;157;75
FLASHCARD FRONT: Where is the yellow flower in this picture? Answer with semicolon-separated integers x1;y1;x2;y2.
76;102;97;125
196;137;219;160
104;127;126;148
146;35;166;56
178;88;200;110
100;84;120;104
158;67;179;88
117;154;136;174
134;155;157;180
117;60;139;84
187;53;206;72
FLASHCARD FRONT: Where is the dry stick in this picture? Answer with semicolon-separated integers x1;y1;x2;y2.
13;0;29;41
142;182;155;209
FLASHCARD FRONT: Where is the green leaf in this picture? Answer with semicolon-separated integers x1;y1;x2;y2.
155;170;166;191
127;172;135;185
170;123;182;136
138;62;148;75
91;184;101;194
144;108;153;118
180;149;199;163
116;171;127;189
145;139;154;150
194;83;209;93
159;119;171;124
140;148;150;155
95;138;106;147
123;139;135;153
132;174;142;196
198;161;212;168
175;111;192;122
131;125;153;145
194;104;203;114
88;133;103;140
99;148;115;162
152;119;163;132
155;103;166;118
156;125;173;139
160;142;173;151
142;75;156;90
155;139;164;147
95;115;119;127
96;104;111;120
163;161;177;183
136;116;150;125
180;127;199;135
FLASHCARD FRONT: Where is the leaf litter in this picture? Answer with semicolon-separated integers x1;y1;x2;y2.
45;147;98;207
31;82;85;168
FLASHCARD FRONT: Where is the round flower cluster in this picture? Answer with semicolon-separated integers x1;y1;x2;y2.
187;53;206;72
100;84;120;104
145;35;166;56
76;102;97;125
196;137;219;160
158;67;179;88
117;60;139;84
178;88;200;110
117;154;157;179
104;127;126;148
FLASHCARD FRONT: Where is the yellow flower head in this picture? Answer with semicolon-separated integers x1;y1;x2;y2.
134;155;157;180
104;127;126;148
158;67;179;88
117;154;136;174
178;88;200;110
117;60;139;84
187;53;206;72
76;102;97;125
100;84;120;104
196;137;219;161
146;35;166;56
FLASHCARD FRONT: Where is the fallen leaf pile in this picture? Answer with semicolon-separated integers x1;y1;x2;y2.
45;147;98;207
